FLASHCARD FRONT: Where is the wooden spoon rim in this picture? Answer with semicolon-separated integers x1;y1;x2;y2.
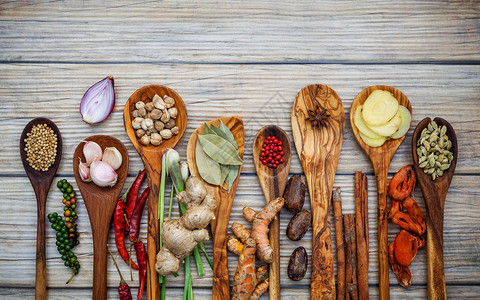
123;84;187;155
252;125;292;179
350;85;412;163
20;117;63;187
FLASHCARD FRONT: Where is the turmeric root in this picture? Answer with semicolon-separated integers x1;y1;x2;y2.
250;278;269;300
232;222;250;244
155;175;217;276
243;207;257;223
228;236;244;256
250;197;284;263
232;237;257;300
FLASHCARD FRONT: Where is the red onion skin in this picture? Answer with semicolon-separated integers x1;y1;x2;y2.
80;76;115;124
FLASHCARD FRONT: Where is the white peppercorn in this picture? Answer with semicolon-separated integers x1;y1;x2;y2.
140;135;150;146
160;129;173;140
141;118;154;131
151;133;162;146
136;129;146;138
160;110;170;123
150;109;162;120
168;107;178;119
153;94;165;110
171;126;180;135
145;102;154;112
164;119;176;129
132;117;144;129
135;101;146;110
137;107;147;118
163;95;175;108
155;121;165;132
132;110;140;118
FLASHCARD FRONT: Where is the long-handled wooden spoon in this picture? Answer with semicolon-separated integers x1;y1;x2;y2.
252;125;292;299
350;85;412;300
124;85;187;300
291;84;344;299
186;117;244;300
73;135;129;300
412;117;457;300
20;117;62;300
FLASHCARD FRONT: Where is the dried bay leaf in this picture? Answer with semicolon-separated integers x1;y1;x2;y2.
195;138;222;186
210;121;238;149
202;123;216;135
198;134;243;165
220;164;230;188
225;165;240;192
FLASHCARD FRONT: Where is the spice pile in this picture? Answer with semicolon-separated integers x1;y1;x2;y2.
387;165;426;288
259;135;285;169
78;141;122;187
416;120;453;180
57;179;79;246
131;94;179;146
23;123;58;171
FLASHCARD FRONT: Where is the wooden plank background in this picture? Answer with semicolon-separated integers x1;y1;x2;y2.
0;0;479;299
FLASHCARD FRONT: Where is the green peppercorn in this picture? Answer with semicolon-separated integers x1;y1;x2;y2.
53;212;58;218
60;187;66;193
68;252;74;258
56;232;62;238
65;261;71;267
61;255;67;260
71;211;76;217
71;204;76;210
56;241;62;247
59;249;66;255
62;183;69;189
57;181;62;188
66;187;73;194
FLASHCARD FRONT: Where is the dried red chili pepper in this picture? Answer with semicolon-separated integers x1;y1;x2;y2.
134;241;147;300
129;187;150;243
393;230;418;267
388;241;412;288
403;197;426;235
125;169;146;226
388;165;416;201
108;245;133;300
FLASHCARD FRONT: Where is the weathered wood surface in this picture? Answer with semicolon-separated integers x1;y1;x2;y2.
0;0;479;299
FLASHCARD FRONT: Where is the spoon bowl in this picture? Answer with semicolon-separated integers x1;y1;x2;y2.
20;117;62;300
123;85;187;300
252;125;292;299
412;117;457;300
73;135;129;300
186;117;244;300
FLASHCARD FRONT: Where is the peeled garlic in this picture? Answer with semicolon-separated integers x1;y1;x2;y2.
83;141;103;166
102;147;123;170
90;160;118;187
78;159;91;182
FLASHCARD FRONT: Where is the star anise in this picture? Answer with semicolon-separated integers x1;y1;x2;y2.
305;105;331;128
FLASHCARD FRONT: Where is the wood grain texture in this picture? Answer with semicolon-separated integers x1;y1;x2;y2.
0;1;479;63
186;117;244;300
354;172;369;300
252;125;292;299
332;189;346;300
412;117;458;300
20;117;62;300
123;85;187;300
350;86;413;300
344;214;358;300
292;84;345;299
72;135;129;300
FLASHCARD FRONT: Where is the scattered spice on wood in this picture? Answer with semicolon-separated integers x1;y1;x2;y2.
23;123;58;171
344;213;358;300
332;187;346;300
354;171;369;300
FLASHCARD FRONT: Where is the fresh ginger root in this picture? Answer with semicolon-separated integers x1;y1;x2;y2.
155;175;217;276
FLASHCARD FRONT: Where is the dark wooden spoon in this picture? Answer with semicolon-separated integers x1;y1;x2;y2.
73;135;129;300
20;117;62;300
412;117;457;300
350;85;412;300
252;125;292;300
123;85;187;300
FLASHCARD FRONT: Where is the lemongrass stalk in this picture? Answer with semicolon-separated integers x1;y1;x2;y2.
183;256;191;300
168;184;174;219
198;241;214;270
158;152;168;286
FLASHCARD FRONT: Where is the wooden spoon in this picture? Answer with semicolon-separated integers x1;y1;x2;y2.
350;85;412;300
20;117;62;300
73;135;129;300
252;125;292;299
123;85;187;300
186;117;244;300
291;84;344;299
412;117;457;300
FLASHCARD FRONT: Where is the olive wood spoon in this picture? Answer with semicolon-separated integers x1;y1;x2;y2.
291;84;344;299
350;85;412;300
73;135;129;300
186;117;244;300
252;125;292;299
412;117;457;300
20;118;62;300
123;85;187;300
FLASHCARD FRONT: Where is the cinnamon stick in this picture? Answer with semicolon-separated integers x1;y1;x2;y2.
332;187;346;300
344;214;358;300
355;171;369;300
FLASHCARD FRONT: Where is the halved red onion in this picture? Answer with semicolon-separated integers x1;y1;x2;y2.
80;76;115;124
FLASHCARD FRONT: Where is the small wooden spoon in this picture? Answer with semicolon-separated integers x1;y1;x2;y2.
350;85;412;300
252;125;292;299
291;84;344;299
124;85;187;300
20;117;62;300
186;117;244;300
73;135;128;300
412;117;457;300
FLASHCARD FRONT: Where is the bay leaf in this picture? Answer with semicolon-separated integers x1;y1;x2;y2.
202;123;216;135
210;121;238;149
225;165;240;192
195;138;222;186
219;164;230;187
198;134;243;165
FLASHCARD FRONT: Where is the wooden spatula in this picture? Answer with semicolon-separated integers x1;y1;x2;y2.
412;117;457;300
291;84;344;299
73;135;129;300
186;117;244;300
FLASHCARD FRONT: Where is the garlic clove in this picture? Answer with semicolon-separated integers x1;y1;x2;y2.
78;158;92;182
83;141;103;166
90;160;118;187
102;147;123;170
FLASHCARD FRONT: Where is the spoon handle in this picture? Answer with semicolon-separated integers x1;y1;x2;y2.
91;219;110;300
374;166;390;300
35;189;47;300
